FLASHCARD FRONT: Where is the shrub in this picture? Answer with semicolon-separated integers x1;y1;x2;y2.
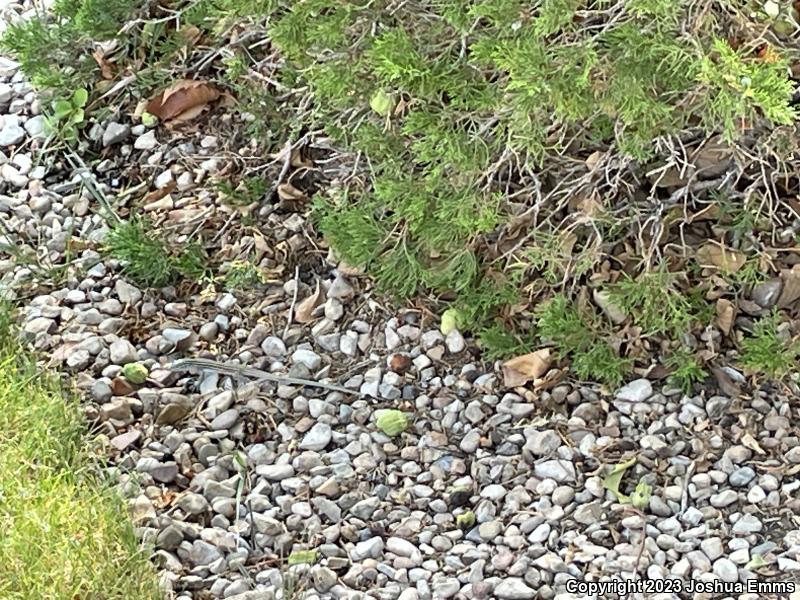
272;0;798;305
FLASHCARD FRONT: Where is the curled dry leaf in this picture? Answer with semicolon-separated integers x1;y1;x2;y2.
290;147;313;168
143;180;177;203
740;432;765;455
692;138;733;176
295;281;325;324
711;366;742;398
715;298;735;335
502;348;552;388
146;79;221;122
277;182;308;202
92;48;114;80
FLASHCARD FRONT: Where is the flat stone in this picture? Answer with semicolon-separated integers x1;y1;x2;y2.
299;423;332;451
109;339;137;364
256;464;295;480
616;379;653;402
732;514;762;535
351;537;384;560
134;130;158;150
189;540;221;566
0;115;24;146
534;459;576;483
24;115;46;139
110;429;141;450
445;330;466;353
328;275;354;299
261;336;287;356
210;408;239;430
24;317;55;335
386;537;421;561
494;578;536;599
102;122;130;146
115;280;142;304
713;558;739;582
178;492;210;515
292;348;322;370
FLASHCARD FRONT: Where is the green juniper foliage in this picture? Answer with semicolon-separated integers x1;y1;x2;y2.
665;347;707;392
272;0;797;306
608;269;700;337
5;0;799;381
739;311;800;378
536;294;630;387
105;217;208;288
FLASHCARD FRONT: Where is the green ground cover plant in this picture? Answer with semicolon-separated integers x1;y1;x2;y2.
0;301;160;599
536;294;631;386
105;216;208;287
265;0;798;382
739;311;800;378
3;0;800;388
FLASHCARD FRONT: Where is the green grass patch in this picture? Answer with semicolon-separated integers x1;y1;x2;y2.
0;300;159;599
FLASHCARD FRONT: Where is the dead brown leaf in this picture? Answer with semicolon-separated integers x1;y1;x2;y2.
277;182;308;202
295;281;325;324
290;147;313;168
146;79;221;122
649;165;695;188
778;266;800;308
111;377;136;396
711;366;742;398
740;432;765;455
533;367;567;391
502;349;552;388
585;150;604;170
715;298;735;335
143;180;177;203
696;243;747;274
692;138;733;177
92;48;114;80
178;25;203;46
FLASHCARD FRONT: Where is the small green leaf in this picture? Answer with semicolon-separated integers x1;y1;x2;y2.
61;126;78;142
456;511;475;530
121;363;148;384
233;451;247;472
630;480;652;510
69;108;85;125
72;88;89;108
746;554;767;570
376;410;408;436
369;89;393;117
53;100;73;119
440;308;463;335
287;550;319;565
602;456;637;502
141;112;158;128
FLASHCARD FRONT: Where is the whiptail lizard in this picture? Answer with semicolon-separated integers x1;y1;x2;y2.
169;357;363;396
